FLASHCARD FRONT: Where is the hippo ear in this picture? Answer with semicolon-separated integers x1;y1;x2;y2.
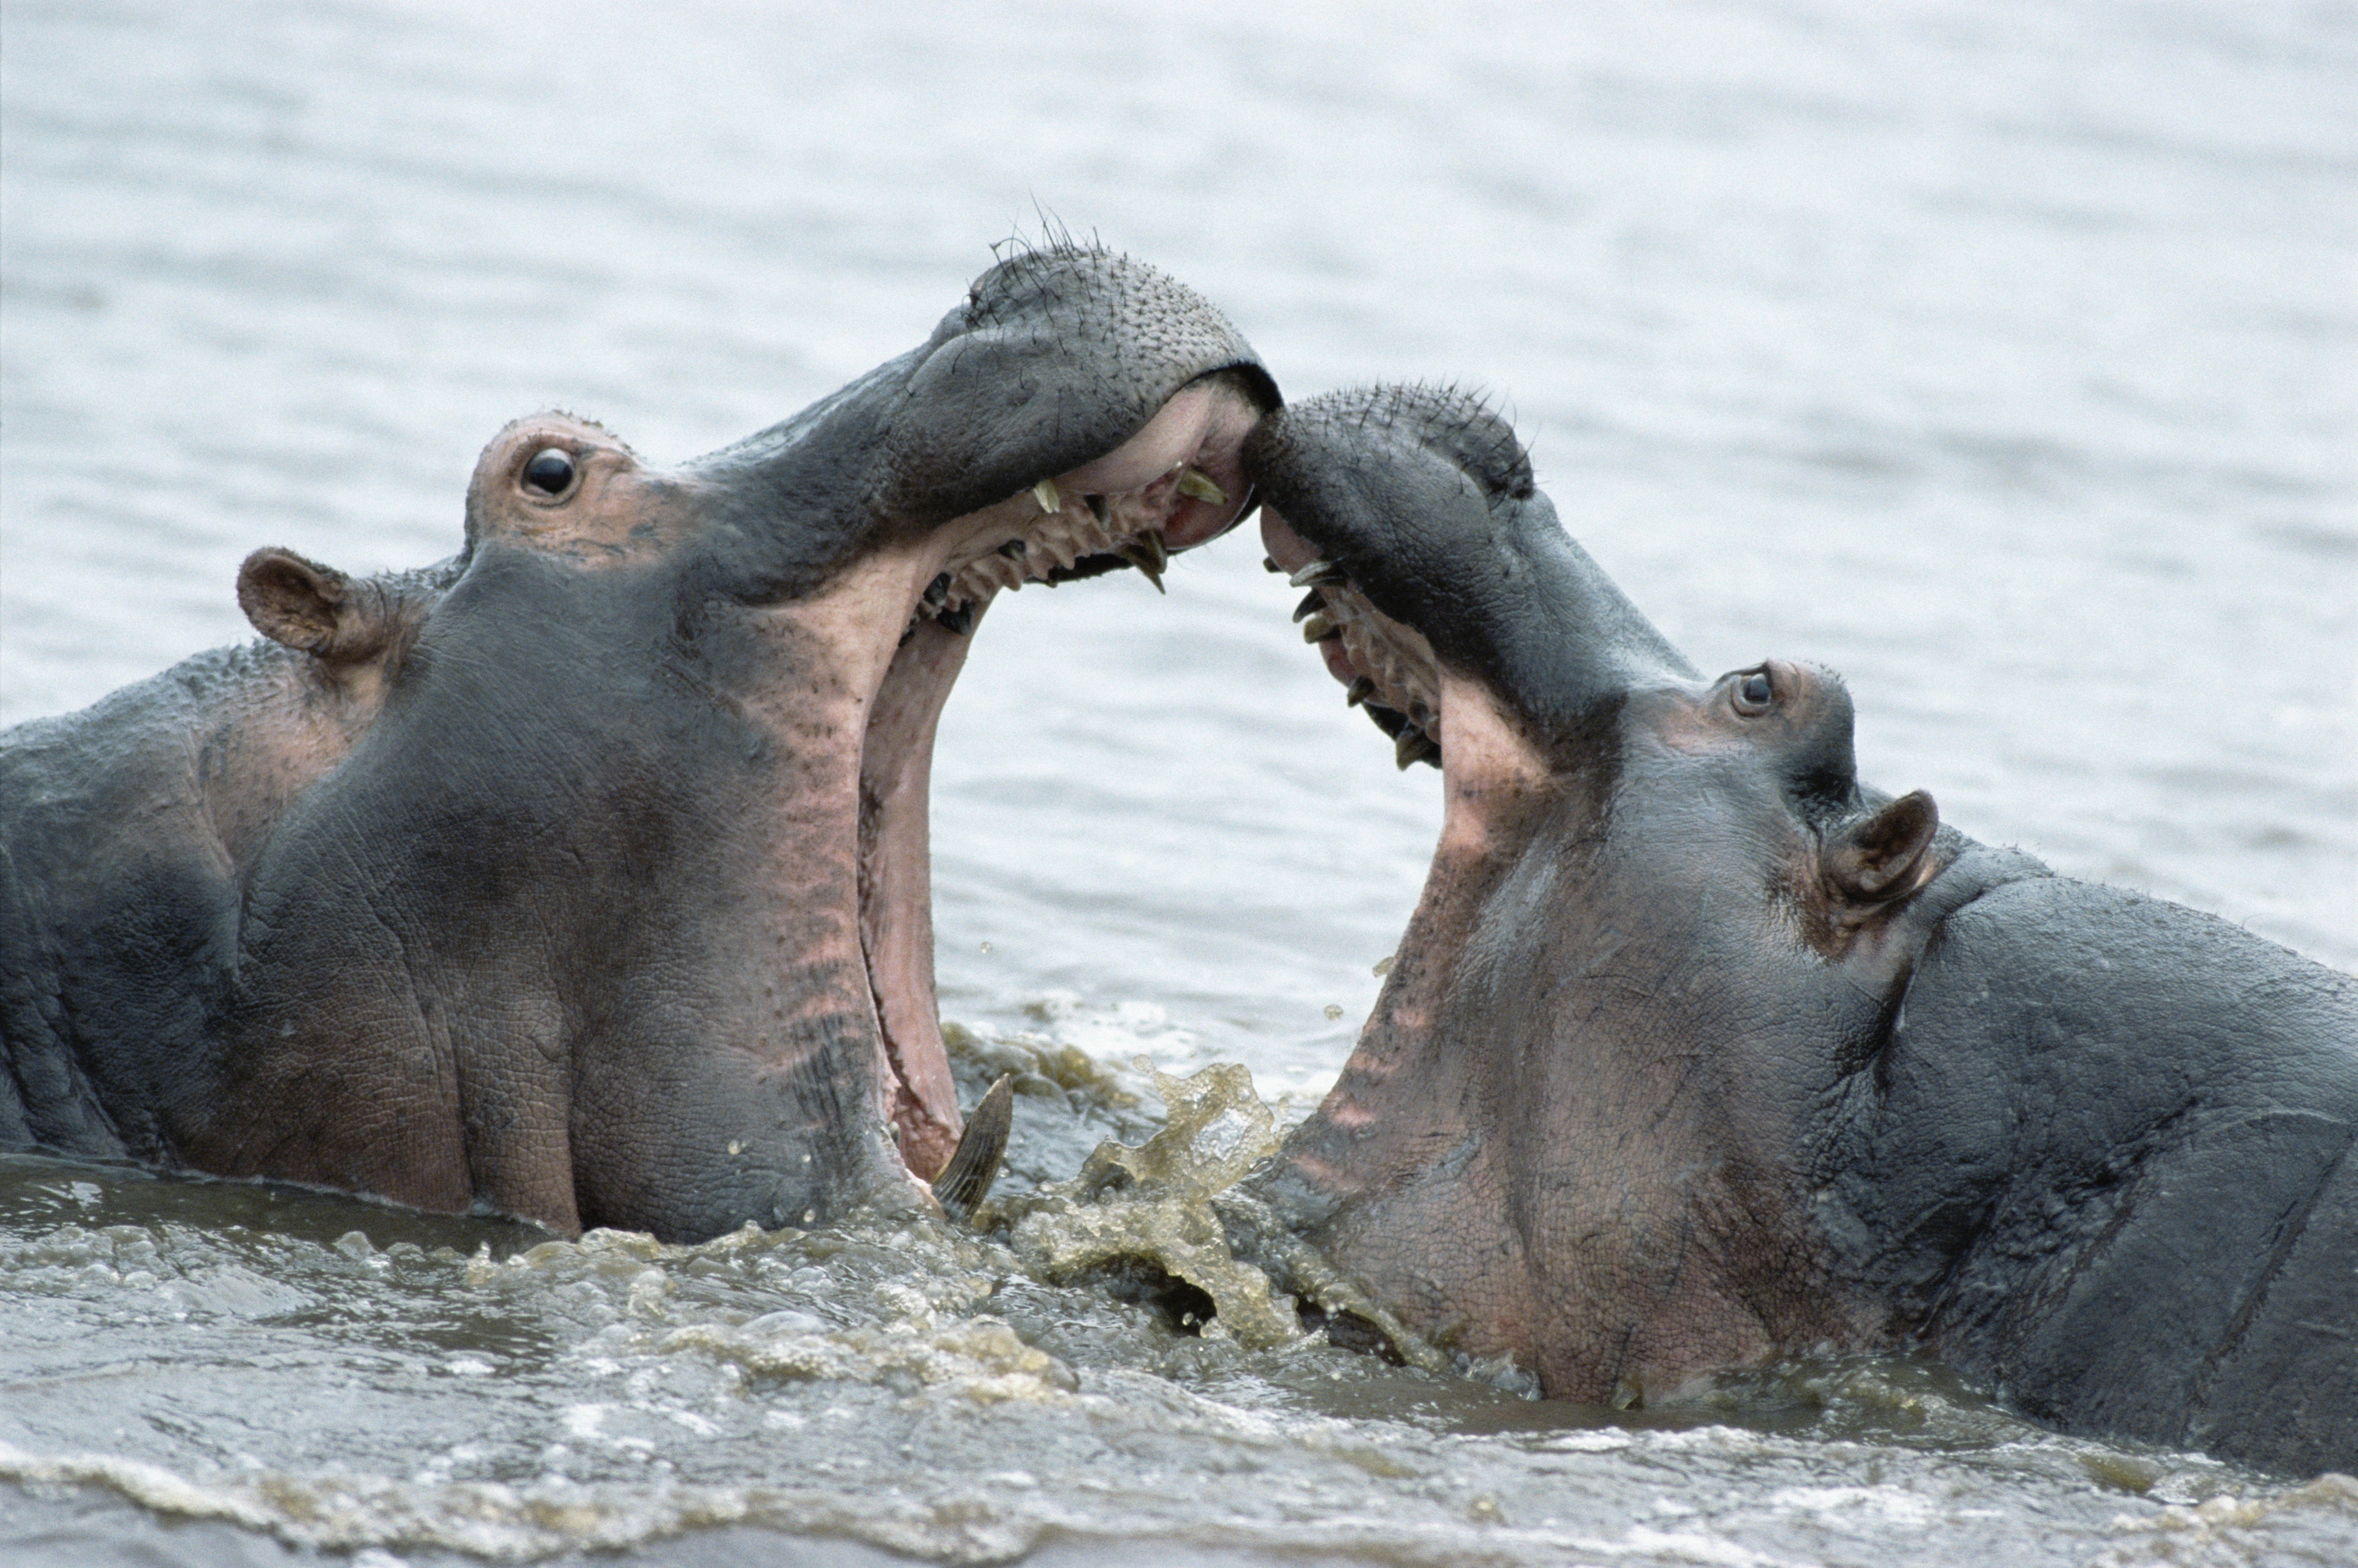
1822;790;1940;906
237;548;392;665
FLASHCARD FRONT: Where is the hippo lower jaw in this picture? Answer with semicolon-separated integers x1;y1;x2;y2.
840;377;1264;1185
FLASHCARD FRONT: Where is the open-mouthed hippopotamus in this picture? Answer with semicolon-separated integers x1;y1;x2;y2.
1243;385;2357;1477
1;244;1276;1242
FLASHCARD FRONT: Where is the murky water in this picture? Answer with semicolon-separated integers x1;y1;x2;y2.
3;1;2352;1563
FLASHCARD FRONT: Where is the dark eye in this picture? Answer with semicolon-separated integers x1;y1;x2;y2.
522;448;577;497
1734;668;1773;713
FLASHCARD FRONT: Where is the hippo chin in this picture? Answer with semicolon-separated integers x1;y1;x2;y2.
1;245;1276;1243
1244;386;2356;1477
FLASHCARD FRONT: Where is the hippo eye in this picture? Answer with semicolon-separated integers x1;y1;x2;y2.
521;447;578;498
1734;668;1774;714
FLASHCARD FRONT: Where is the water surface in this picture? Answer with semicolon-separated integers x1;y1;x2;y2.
3;2;2352;1563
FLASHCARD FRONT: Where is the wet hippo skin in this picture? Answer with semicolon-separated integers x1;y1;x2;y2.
0;245;1277;1243
1244;385;2356;1478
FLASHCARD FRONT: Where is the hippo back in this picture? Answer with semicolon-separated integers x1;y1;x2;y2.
1828;865;2358;1474
2;638;369;1161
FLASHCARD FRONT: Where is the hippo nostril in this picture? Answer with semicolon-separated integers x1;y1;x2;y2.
521;448;577;498
1736;669;1774;713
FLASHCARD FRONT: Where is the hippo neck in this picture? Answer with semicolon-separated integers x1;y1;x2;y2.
200;545;920;1233
1280;711;1872;1396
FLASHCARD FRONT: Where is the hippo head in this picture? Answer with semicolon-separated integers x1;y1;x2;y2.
207;246;1275;1240
1245;386;1951;1404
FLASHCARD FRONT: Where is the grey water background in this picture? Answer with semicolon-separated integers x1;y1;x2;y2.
2;1;2353;1565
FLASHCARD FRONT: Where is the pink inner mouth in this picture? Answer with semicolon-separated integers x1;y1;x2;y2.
854;378;1266;1181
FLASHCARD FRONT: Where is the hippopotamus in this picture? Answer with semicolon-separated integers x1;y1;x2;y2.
1;244;1276;1243
1243;385;2357;1477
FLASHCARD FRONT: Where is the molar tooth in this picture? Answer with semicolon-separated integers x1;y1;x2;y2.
998;538;1028;560
1302;611;1337;643
1292;589;1326;624
1116;533;1168;594
1032;478;1061;514
1288;559;1346;589
923;572;953;608
1395;727;1439;770
1086;493;1111;526
1175;467;1228;506
1346;675;1376;708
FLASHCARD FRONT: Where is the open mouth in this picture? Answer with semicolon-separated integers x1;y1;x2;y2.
1258;509;1445;775
852;371;1268;1185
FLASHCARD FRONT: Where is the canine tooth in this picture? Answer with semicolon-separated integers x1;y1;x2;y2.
1302;611;1337;642
1288;559;1346;589
1032;478;1061;514
999;538;1028;559
1395;727;1439;770
1116;533;1168;593
1176;467;1228;506
1346;675;1376;708
1292;589;1326;624
1086;493;1111;526
931;1076;1014;1224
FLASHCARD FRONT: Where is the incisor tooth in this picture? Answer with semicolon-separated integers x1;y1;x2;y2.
1346;675;1376;708
1395;728;1438;770
1288;559;1345;589
1302;612;1337;643
1032;478;1061;514
1176;467;1228;506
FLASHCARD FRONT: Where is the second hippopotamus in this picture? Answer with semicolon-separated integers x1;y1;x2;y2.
1244;385;2356;1478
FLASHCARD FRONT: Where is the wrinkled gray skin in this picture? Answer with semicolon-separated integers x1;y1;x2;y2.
1245;385;2357;1478
1;246;1276;1242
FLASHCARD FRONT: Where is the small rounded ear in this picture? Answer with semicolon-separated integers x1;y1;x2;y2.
237;548;391;665
1823;789;1940;905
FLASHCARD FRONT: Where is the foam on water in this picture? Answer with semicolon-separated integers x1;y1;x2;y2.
0;1056;2345;1566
